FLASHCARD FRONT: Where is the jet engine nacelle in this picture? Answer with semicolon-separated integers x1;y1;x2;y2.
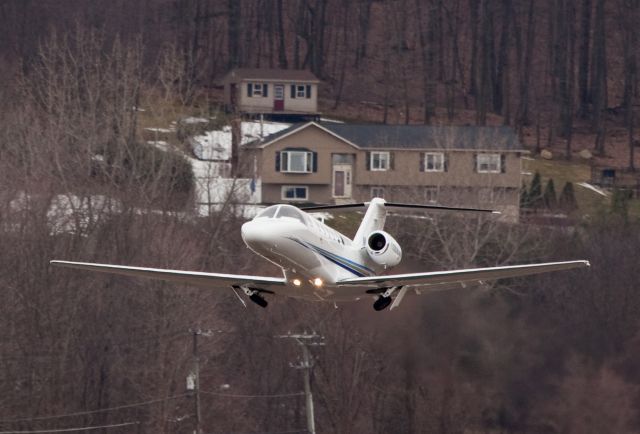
366;230;402;267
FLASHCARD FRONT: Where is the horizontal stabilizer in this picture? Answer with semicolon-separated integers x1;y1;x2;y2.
300;201;499;214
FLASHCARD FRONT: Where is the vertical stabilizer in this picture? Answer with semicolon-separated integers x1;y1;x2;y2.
353;198;387;247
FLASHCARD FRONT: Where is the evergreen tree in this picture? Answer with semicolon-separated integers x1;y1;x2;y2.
558;182;578;212
529;172;543;208
520;181;530;208
611;188;631;220
543;178;558;209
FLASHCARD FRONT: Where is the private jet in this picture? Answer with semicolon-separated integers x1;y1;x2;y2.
51;198;589;311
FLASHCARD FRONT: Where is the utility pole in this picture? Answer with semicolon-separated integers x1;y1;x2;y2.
276;331;325;434
190;329;202;434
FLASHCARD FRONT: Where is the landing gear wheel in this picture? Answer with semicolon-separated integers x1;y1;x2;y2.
373;296;392;311
249;293;268;308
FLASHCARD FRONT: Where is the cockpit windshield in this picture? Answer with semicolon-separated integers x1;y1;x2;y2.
254;205;307;225
255;205;279;219
275;205;307;225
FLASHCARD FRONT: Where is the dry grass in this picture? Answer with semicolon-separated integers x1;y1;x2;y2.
522;157;640;218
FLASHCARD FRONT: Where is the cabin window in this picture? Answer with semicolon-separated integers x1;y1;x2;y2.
370;152;390;171
476;153;501;173
281;186;308;201
371;186;385;198
424;152;445;172
280;150;314;173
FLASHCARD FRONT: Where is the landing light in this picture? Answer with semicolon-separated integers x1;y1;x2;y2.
292;278;302;287
313;278;323;287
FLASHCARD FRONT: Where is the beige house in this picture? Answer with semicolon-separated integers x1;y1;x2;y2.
220;68;320;116
242;122;528;221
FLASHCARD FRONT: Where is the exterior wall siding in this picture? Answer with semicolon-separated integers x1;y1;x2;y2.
244;124;524;221
257;126;357;185
355;150;521;187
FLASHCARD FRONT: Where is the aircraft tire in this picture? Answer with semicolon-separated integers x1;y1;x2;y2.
250;294;268;308
373;296;392;311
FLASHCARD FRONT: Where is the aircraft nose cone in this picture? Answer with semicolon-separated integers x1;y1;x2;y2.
241;221;260;243
241;220;273;247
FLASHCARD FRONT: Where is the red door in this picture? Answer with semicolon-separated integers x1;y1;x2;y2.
274;84;284;111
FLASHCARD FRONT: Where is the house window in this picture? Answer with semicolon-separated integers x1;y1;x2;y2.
478;187;494;203
370;152;390;171
476;153;501;173
282;186;308;201
424;152;445;172
248;83;268;97
371;186;385;198
290;84;312;99
425;186;439;203
280;150;314;173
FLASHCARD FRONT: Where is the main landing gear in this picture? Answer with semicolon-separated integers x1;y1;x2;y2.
372;286;402;311
373;296;392;311
234;285;270;308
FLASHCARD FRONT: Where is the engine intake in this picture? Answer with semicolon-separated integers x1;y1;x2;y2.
365;231;402;267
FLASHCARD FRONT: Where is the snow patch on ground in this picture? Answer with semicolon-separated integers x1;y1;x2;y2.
145;127;175;133
180;116;210;124
190;120;290;160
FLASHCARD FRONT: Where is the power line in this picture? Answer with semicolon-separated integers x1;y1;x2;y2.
200;391;303;399
0;421;138;433
275;331;325;434
206;430;307;434
0;394;189;423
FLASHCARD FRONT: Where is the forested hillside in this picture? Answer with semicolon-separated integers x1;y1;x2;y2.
0;1;640;433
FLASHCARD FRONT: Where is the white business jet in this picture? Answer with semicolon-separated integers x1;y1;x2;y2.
51;198;589;311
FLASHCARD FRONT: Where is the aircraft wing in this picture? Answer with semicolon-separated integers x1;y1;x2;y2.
336;260;590;291
50;260;287;292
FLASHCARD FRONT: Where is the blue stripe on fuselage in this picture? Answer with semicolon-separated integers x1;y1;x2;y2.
286;236;373;277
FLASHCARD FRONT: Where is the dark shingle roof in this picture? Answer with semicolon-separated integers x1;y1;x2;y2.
246;122;523;151
221;68;320;83
321;124;522;150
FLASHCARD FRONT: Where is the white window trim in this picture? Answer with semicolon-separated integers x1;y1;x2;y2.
296;85;307;98
424;186;439;203
477;153;501;173
478;187;495;203
371;186;385;198
281;150;313;173
250;82;265;97
281;185;309;201
370;151;390;171
424;152;445;172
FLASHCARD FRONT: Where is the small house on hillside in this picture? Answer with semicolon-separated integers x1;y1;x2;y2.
220;68;320;117
242;122;528;221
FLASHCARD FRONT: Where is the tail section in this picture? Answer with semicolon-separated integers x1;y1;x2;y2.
353;198;388;247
